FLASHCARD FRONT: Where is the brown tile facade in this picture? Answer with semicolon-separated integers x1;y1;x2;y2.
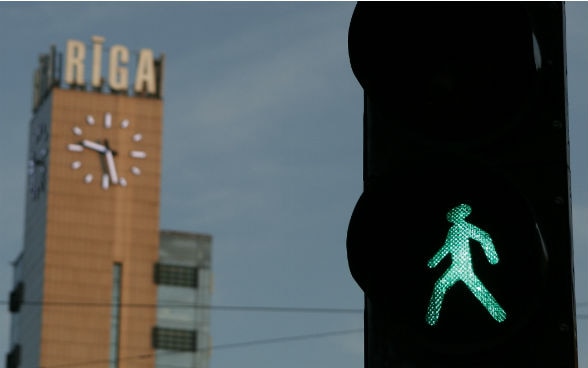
39;88;163;368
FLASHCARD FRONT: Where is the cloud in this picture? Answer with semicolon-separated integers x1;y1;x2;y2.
159;4;361;239
166;5;354;142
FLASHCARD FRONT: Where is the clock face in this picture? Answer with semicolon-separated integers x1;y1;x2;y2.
67;112;147;190
28;118;49;200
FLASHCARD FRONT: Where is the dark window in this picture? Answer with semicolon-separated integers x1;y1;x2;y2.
5;344;21;368
110;263;122;368
152;327;197;352
154;263;198;288
9;282;24;313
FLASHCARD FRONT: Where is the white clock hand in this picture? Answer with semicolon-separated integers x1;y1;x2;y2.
105;150;119;185
81;139;107;153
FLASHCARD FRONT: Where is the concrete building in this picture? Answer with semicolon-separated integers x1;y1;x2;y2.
156;230;213;368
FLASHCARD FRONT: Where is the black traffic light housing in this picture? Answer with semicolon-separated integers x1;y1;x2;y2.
346;2;577;367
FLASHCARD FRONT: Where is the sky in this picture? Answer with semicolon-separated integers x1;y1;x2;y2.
0;2;585;368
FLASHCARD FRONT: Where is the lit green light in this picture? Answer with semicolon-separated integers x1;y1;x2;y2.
426;203;506;326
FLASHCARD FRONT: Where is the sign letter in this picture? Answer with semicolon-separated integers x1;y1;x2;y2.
91;36;105;89
134;49;156;95
108;45;129;92
65;39;86;86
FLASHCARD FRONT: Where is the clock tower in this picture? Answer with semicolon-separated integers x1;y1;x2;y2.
7;37;167;368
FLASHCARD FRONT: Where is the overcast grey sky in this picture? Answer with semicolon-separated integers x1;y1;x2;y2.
0;2;586;368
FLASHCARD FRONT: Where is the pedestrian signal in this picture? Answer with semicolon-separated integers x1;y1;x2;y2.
347;164;548;355
345;2;576;366
426;203;506;327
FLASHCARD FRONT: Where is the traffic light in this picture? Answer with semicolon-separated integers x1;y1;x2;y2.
345;2;577;367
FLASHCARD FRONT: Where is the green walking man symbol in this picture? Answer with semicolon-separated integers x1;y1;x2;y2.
426;203;506;326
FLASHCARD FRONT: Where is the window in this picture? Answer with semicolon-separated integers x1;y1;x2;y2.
110;264;122;368
154;263;198;288
152;327;197;352
5;344;20;368
9;282;24;313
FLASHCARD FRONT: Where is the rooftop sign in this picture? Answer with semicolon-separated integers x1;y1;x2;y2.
32;35;164;112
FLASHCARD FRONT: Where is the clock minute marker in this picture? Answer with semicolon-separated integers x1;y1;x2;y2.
101;173;109;190
130;150;146;159
104;112;112;129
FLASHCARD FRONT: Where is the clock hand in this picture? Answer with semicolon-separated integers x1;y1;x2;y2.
97;151;109;189
81;139;107;153
103;139;119;185
105;149;119;185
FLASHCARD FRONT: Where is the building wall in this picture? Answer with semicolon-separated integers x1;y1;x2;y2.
9;87;164;368
8;95;53;368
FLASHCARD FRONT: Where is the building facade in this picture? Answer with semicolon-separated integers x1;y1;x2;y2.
6;36;212;368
